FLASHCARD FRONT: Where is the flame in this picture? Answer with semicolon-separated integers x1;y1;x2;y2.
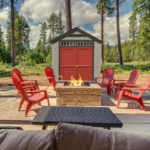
70;74;83;86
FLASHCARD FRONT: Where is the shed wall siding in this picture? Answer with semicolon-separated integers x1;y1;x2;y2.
94;41;101;81
52;42;59;81
61;37;92;40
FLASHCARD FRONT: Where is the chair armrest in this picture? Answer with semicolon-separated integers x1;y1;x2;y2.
94;77;113;83
112;79;128;85
55;75;63;80
124;84;143;87
26;90;48;97
46;77;53;79
21;82;30;86
23;80;38;86
94;77;102;83
123;87;145;91
22;86;36;90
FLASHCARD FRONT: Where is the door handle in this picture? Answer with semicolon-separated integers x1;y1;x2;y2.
76;65;80;67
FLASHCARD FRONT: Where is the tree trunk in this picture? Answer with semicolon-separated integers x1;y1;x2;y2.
116;0;123;65
11;0;15;67
44;39;46;63
148;2;150;33
19;46;21;61
65;0;72;31
100;0;104;63
133;20;135;61
53;21;54;37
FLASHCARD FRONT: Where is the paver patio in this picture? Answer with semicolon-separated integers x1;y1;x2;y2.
0;85;150;132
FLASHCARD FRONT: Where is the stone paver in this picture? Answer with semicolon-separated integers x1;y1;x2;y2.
0;85;150;133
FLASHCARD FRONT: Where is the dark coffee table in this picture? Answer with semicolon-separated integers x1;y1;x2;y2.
32;106;123;130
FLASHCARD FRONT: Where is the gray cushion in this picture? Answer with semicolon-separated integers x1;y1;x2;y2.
0;129;55;150
111;130;150;150
55;123;111;150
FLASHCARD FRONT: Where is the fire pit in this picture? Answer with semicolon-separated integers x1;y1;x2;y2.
56;75;102;106
64;81;90;86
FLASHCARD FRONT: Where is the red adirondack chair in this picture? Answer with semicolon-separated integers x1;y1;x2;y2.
94;67;115;95
11;72;50;117
117;76;150;111
109;69;139;99
12;68;39;98
45;67;63;91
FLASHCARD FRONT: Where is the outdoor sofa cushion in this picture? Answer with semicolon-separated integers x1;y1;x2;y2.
0;129;55;150
55;123;150;150
55;123;112;150
111;130;150;150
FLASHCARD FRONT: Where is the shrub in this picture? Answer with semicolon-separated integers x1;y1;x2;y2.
26;59;36;66
101;62;150;74
46;54;52;66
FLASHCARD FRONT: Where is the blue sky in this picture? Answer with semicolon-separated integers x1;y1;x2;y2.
0;0;133;47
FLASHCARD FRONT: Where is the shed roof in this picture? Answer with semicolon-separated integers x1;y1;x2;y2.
50;27;101;44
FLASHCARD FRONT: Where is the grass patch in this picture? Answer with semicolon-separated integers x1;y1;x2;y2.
0;61;150;77
102;61;150;74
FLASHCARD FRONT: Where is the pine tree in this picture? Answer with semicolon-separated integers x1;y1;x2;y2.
15;14;30;60
6;9;30;61
55;12;64;35
128;11;138;61
0;0;18;66
132;0;150;61
96;0;115;63
115;0;125;65
0;25;3;62
40;22;47;63
0;25;3;43
47;13;58;37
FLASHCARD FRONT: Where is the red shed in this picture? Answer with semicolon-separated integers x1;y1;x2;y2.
50;27;101;81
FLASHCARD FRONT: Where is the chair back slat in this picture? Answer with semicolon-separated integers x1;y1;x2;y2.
138;77;150;98
102;67;115;84
12;68;23;82
11;72;29;101
127;69;139;83
45;67;56;83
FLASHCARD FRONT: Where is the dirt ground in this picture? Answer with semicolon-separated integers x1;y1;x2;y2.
0;74;149;86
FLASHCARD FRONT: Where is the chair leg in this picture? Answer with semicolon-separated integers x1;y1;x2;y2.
109;86;112;95
53;83;56;91
25;102;33;117
18;98;25;111
47;83;50;89
47;98;50;106
117;91;123;108
114;88;119;100
138;97;146;111
107;85;110;95
38;102;41;106
16;91;20;99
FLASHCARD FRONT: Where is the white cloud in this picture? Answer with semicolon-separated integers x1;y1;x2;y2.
0;0;132;48
20;0;100;47
29;23;51;48
0;7;10;41
29;24;41;48
20;0;61;24
72;1;99;27
0;7;10;26
80;11;132;46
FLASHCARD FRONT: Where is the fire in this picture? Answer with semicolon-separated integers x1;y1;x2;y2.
70;74;83;86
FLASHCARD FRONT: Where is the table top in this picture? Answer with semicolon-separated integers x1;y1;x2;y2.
32;106;123;128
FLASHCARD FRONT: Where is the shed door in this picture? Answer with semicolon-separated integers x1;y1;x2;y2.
60;47;92;80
